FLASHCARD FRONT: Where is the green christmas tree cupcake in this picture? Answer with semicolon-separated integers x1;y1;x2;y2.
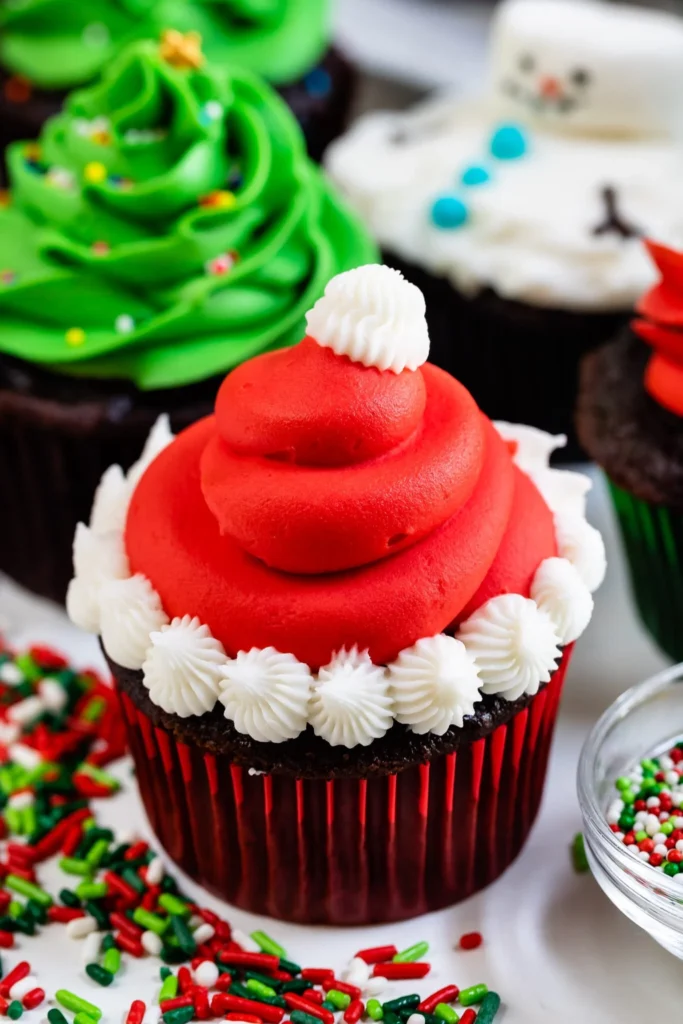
0;33;376;603
0;0;352;160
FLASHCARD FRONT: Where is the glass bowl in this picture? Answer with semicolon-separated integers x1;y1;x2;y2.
578;663;683;958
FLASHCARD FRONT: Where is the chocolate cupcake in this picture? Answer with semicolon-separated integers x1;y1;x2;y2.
326;0;683;459
0;0;353;162
577;241;683;663
0;36;377;604
68;264;605;924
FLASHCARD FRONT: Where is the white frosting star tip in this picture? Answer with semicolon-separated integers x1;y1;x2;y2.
305;264;430;374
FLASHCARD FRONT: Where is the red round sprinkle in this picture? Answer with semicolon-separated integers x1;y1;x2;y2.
459;932;483;951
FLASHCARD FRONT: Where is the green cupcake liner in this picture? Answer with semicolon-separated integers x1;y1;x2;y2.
609;481;683;662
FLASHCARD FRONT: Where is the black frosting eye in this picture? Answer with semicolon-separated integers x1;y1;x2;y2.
571;68;590;87
519;53;535;73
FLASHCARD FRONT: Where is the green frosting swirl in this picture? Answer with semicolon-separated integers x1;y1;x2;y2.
0;0;329;89
0;40;377;390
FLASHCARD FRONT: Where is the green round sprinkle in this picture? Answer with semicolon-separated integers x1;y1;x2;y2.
55;991;102;1021
475;992;501;1024
621;790;635;805
664;861;680;876
85;963;114;987
326;990;351;1011
251;929;287;958
634;831;648;842
367;1000;384;1021
7;1000;23;1020
393;941;429;963
661;821;674;836
459;985;488;1008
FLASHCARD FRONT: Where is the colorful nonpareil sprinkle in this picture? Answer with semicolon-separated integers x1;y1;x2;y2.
605;740;683;877
0;640;501;1019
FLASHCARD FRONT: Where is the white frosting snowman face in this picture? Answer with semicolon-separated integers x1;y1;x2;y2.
490;0;683;137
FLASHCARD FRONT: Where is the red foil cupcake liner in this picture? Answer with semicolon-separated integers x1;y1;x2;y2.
118;650;571;924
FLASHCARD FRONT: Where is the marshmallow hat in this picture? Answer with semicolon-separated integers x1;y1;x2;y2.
490;0;683;138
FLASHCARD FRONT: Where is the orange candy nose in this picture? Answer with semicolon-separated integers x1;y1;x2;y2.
540;76;562;99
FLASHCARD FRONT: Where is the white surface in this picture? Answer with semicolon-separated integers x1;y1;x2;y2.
0;467;679;1022
334;0;491;91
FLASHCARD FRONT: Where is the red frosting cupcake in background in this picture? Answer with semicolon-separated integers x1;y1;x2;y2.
68;265;605;924
578;240;683;664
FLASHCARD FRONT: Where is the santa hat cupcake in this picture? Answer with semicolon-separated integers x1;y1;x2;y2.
578;240;683;664
69;264;605;924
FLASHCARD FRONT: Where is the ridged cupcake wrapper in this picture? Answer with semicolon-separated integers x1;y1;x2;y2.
117;651;571;925
0;411;149;604
609;481;683;663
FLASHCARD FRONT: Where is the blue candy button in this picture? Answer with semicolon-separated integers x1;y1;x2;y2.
490;124;528;161
461;164;491;187
431;195;469;229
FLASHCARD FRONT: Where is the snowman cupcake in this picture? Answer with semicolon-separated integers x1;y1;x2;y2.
326;0;683;458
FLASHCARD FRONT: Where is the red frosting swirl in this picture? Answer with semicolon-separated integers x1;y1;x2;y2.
634;240;683;417
126;338;557;667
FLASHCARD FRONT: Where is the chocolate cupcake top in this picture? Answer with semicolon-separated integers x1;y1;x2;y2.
326;0;683;312
0;36;375;390
577;241;683;508
0;0;329;90
68;266;605;747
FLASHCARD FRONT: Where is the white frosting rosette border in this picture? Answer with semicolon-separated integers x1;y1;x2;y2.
67;417;605;748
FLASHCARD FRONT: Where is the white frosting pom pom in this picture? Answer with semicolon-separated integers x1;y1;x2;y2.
72;522;129;584
494;422;567;475
554;512;607;593
100;574;169;670
532;467;592;519
458;594;561;702
127;414;174;489
388;634;482;735
67;524;130;634
531;557;593;644
218;648;313;744
142;615;225;718
90;464;131;536
66;577;101;634
309;647;393;748
305;264;430;374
